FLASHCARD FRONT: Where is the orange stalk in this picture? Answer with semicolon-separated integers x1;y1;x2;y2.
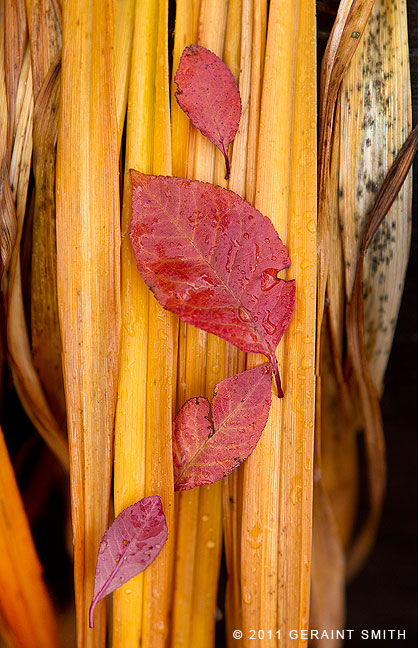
56;0;120;644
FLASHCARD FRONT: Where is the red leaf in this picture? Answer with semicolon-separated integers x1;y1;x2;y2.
130;172;295;396
174;44;241;179
173;363;272;490
89;496;167;628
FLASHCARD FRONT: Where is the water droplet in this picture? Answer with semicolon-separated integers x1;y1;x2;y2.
307;219;316;233
261;268;279;291
238;306;251;322
99;539;108;554
301;259;314;270
301;355;312;370
262;312;276;336
124;321;137;337
154;620;166;635
206;540;216;549
247;523;262;549
290;475;303;505
201;514;209;522
243;589;253;604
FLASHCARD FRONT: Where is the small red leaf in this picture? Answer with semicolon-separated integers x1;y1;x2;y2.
173;363;272;490
174;44;241;179
89;496;167;628
130;172;295;396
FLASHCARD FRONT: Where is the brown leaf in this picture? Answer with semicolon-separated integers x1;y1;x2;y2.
346;120;418;576
318;0;375;332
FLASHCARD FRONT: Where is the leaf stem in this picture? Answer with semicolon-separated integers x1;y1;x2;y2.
223;145;231;179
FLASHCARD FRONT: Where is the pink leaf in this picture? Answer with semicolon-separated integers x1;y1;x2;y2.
89;496;167;628
174;44;241;179
130;171;295;396
173;363;272;490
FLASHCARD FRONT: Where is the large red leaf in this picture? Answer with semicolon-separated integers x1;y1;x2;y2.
174;44;241;179
89;496;167;628
130;171;295;396
173;363;272;490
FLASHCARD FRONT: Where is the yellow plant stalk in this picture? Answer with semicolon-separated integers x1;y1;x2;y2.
30;65;64;425
317;102;358;581
112;0;158;644
1;0;66;466
314;110;356;615
0;425;58;648
171;0;199;179
223;0;242;93
170;2;229;646
141;1;176;646
245;0;267;206
310;412;345;647
222;0;252;640
170;5;201;646
26;0;65;427
113;0;178;644
241;1;316;645
4;39;67;468
113;0;135;152
0;0;14;280
189;2;250;642
56;0;120;645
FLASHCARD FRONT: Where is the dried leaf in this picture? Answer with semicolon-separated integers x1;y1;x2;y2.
174;44;241;179
129;171;295;395
346;120;418;576
173;363;272;490
89;496;168;628
317;0;374;332
310;475;346;648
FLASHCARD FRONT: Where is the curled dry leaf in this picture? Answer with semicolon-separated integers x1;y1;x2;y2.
89;496;168;628
174;44;241;179
173;363;273;490
345;121;418;577
130;172;295;396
